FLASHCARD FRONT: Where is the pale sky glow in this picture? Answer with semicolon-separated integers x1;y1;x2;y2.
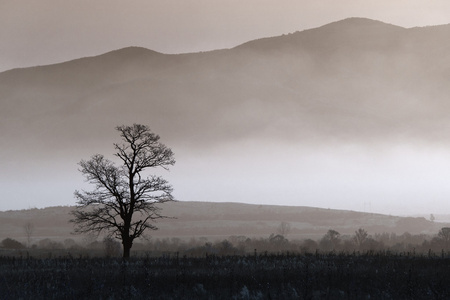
3;1;450;215
2;1;450;72
169;143;450;215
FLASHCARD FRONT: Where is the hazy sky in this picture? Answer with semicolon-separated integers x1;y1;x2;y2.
2;0;450;72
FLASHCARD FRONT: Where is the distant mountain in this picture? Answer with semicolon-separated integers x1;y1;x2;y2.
2;18;450;212
0;202;443;243
3;18;450;156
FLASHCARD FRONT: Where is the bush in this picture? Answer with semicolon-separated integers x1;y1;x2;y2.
1;238;25;249
37;238;64;250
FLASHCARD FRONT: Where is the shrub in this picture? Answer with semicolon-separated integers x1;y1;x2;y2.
1;238;25;249
37;238;64;249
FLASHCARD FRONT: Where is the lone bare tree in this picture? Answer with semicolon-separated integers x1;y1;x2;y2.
71;124;175;258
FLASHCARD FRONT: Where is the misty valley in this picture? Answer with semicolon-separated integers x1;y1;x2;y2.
4;17;450;299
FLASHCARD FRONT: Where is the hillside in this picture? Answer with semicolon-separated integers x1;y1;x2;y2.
2;18;450;213
3;18;450;154
0;202;444;244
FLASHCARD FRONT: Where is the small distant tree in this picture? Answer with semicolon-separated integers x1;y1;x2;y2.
2;238;25;249
269;234;289;250
276;221;292;238
438;227;450;249
37;238;64;250
71;124;175;258
320;229;341;251
353;228;368;249
63;238;79;250
24;222;35;248
215;239;238;255
301;239;318;253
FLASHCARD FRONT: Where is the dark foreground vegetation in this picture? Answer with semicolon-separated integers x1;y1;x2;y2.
2;227;450;298
1;251;450;299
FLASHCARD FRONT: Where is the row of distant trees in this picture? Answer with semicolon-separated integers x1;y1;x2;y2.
316;227;450;253
2;227;450;257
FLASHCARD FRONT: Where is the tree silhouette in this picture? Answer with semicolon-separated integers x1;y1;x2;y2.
437;227;450;249
24;222;35;248
320;229;341;251
353;228;368;250
71;124;175;258
276;221;292;238
2;238;25;249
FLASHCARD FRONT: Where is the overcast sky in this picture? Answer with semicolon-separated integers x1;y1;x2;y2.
2;0;450;72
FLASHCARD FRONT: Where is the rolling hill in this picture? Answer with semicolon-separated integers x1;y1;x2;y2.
0;202;445;244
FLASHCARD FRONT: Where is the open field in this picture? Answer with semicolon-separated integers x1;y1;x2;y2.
2;252;450;299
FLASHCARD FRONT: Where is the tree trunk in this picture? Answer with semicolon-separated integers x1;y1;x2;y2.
122;237;133;258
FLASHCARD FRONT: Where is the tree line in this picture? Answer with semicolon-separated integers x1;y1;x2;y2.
2;227;450;258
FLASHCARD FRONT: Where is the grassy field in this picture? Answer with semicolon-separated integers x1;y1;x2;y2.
1;252;450;299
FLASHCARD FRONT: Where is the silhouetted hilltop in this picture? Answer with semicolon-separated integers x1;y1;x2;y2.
235;18;405;52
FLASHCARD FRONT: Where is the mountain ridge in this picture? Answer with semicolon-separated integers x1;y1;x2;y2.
2;17;450;77
0;18;429;76
234;17;406;52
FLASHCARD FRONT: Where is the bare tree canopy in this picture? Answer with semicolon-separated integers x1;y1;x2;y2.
71;124;175;258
